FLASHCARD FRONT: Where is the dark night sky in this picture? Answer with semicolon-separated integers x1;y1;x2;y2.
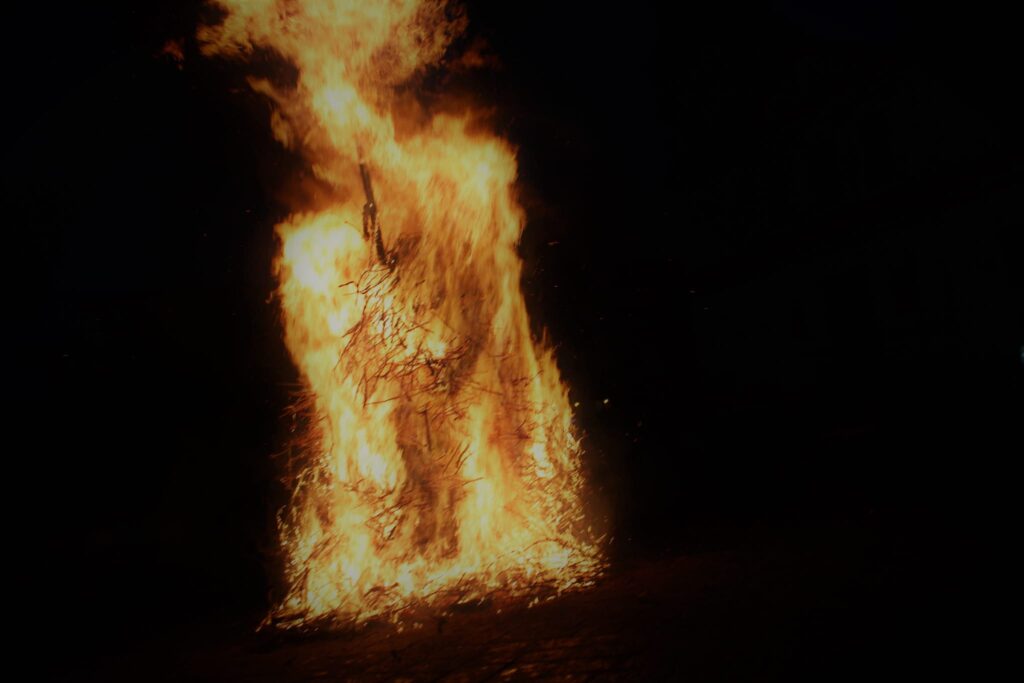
5;0;1020;665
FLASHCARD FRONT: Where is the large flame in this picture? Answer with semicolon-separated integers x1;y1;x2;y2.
200;0;603;626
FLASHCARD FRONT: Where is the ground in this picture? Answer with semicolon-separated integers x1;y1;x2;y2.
58;516;986;682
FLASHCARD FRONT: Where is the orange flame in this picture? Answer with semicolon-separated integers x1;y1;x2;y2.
200;0;603;626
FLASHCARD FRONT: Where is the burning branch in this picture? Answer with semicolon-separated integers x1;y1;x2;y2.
358;157;394;269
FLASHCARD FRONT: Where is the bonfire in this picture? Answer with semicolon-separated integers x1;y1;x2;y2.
200;0;604;628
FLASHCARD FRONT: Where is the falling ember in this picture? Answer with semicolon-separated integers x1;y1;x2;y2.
199;0;603;626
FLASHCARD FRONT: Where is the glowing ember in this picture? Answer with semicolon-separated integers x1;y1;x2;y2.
200;0;603;627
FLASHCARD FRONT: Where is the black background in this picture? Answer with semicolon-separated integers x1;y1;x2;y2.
7;0;1020;674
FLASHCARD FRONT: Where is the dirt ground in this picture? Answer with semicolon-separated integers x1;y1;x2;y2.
57;518;988;682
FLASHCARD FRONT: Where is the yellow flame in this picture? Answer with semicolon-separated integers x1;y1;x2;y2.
201;0;603;626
